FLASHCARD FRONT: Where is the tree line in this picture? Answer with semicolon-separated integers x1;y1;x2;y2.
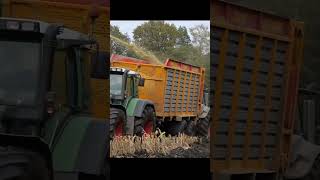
111;21;210;88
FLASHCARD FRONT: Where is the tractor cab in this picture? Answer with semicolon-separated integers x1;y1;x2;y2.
0;15;108;179
109;67;155;137
110;67;144;105
0;17;102;136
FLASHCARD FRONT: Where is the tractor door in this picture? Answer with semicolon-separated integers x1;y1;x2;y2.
124;75;134;103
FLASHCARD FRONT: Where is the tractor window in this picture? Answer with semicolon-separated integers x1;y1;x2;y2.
110;74;123;96
51;50;67;108
0;40;40;106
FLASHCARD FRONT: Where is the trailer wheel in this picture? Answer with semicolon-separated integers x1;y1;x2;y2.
184;120;196;136
302;155;320;180
166;120;187;136
195;117;209;137
0;146;51;180
110;108;125;138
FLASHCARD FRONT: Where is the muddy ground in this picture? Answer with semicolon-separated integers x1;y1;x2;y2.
113;138;209;158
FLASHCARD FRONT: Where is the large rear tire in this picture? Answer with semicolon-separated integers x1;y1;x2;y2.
165;120;187;136
301;155;320;180
184;120;196;136
134;106;156;136
110;108;126;138
0;146;50;180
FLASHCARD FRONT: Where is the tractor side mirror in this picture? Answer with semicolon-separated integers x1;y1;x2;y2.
138;78;145;87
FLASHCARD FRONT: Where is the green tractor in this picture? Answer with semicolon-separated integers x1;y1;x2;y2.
109;67;156;138
0;17;108;179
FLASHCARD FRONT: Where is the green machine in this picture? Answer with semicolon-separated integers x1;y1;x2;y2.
0;17;108;179
109;67;156;138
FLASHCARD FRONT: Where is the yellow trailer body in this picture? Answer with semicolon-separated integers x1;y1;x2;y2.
211;0;304;175
111;55;206;120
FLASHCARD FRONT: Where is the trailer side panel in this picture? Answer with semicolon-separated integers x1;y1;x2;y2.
211;0;303;173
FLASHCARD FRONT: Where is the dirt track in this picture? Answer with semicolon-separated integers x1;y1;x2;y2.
166;138;209;158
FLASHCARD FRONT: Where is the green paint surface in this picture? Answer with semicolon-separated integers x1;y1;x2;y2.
43;110;70;147
52;116;90;171
126;98;138;116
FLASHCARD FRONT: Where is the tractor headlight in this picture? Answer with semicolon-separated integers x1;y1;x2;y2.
21;22;36;31
6;21;20;30
0;19;40;32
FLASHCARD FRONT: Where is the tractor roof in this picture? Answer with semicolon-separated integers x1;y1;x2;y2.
0;17;93;43
110;67;140;76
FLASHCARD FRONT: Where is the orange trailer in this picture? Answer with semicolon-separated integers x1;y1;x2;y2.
211;0;305;178
111;54;206;121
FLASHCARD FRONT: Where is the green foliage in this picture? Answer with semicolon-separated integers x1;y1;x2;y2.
176;26;191;47
133;21;191;52
111;21;210;89
190;25;210;55
111;25;129;55
110;25;138;58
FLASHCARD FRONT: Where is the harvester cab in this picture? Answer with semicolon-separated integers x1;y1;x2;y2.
0;17;108;179
110;66;156;138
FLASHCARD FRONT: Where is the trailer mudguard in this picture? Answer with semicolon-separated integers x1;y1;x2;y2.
284;135;320;179
51;115;108;177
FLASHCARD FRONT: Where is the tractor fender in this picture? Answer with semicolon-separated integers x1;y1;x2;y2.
52;115;108;177
284;135;320;179
125;98;154;135
132;99;155;118
0;133;53;179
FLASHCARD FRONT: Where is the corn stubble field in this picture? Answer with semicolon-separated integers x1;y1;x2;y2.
111;131;209;158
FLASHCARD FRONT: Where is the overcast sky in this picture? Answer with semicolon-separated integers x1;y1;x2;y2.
111;20;210;40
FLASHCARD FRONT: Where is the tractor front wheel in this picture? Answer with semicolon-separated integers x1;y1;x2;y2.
0;146;51;180
110;108;126;138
